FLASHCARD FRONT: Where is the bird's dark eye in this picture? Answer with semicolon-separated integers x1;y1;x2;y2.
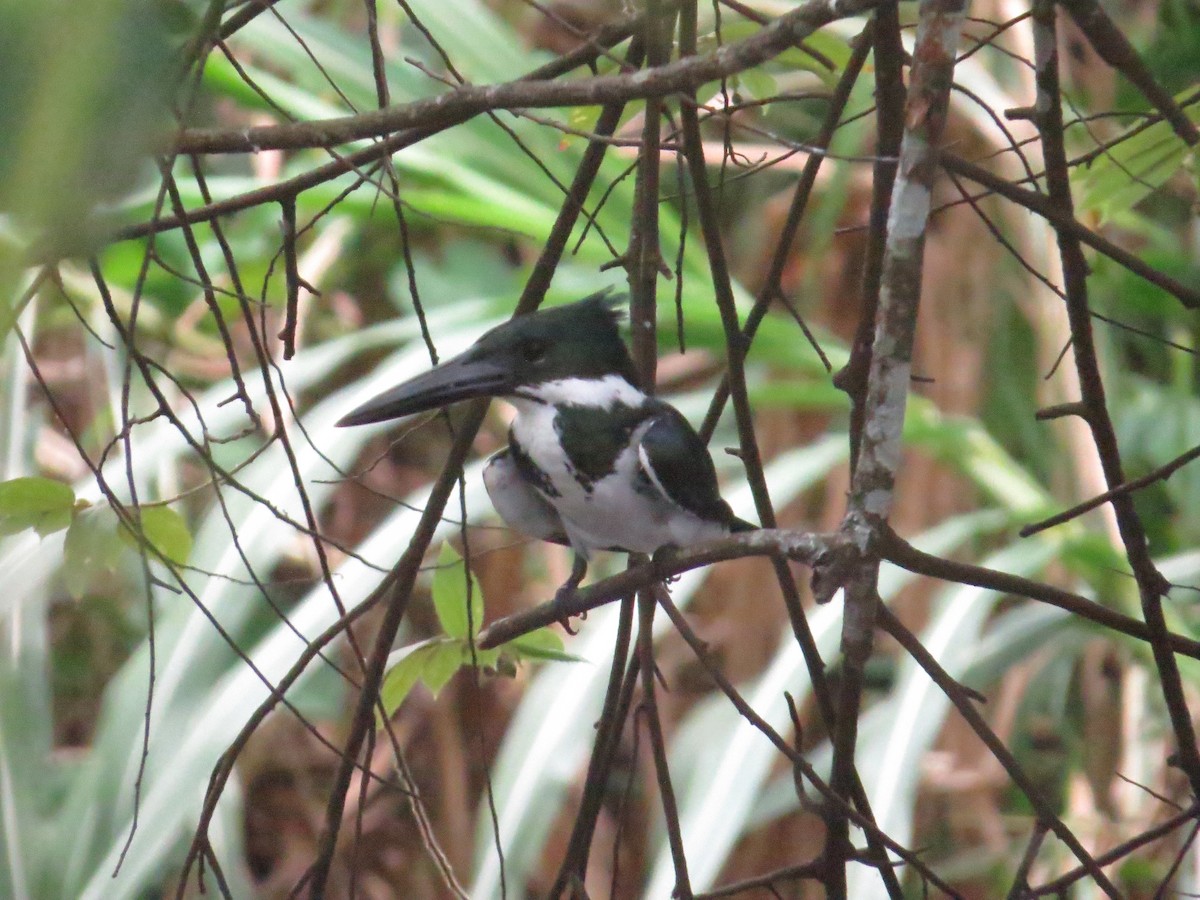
521;338;548;362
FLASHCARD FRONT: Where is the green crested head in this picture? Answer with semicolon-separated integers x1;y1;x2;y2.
337;290;639;427
467;290;638;389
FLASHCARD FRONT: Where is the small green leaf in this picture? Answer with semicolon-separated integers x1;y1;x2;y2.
62;507;127;599
380;639;441;718
431;543;483;640
473;646;502;669
421;641;466;697
566;104;604;138
0;476;76;537
122;505;192;565
506;627;585;663
379;633;504;719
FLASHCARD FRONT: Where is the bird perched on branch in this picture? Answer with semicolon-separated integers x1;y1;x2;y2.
338;292;755;601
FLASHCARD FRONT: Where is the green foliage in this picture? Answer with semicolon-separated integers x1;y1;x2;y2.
1073;87;1200;224
504;627;583;663
381;638;483;710
380;544;579;719
0;476;75;537
126;505;192;566
61;506;128;600
431;542;484;640
0;477;192;599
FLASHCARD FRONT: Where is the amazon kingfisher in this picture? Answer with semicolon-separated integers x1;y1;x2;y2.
337;292;755;600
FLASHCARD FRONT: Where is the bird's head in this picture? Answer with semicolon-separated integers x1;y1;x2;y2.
337;290;637;427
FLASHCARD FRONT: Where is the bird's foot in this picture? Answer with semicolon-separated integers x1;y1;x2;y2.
553;580;578;606
550;553;589;633
651;545;681;585
556;608;588;636
553;581;580;634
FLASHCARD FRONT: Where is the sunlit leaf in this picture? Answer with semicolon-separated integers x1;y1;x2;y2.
431;543;483;640
422;640;467;697
380;639;442;718
744;69;780;103
379;633;497;719
0;476;76;537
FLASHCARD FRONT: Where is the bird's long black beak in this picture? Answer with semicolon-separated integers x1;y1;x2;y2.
336;351;513;427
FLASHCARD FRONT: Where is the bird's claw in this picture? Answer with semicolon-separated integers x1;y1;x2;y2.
557;612;586;635
553;584;587;635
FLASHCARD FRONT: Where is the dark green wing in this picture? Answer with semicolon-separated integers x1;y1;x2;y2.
637;402;753;530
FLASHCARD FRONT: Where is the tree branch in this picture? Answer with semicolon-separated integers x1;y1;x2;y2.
172;0;884;154
940;152;1200;309
476;531;837;647
878;528;1200;658
877;604;1120;895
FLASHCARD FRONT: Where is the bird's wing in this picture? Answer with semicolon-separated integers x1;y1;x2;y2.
635;402;743;527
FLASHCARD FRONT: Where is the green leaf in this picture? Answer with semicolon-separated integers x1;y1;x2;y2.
1073;87;1200;224
121;505;192;565
380;639;442;718
474;646;502;669
0;0;180;259
421;641;466;697
0;476;76;537
505;627;584;663
431;543;483;640
62;507;127;599
379;636;487;720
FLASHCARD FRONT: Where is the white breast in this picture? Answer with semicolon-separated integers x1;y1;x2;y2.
505;396;728;556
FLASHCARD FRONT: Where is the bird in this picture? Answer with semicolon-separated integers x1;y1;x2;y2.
337;291;755;602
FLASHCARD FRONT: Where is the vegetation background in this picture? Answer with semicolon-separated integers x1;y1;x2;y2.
0;0;1198;896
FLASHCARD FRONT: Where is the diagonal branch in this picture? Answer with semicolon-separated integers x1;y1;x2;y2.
172;0;885;154
940;152;1200;309
1030;803;1200;895
1020;441;1200;537
876;604;1121;895
1058;0;1199;146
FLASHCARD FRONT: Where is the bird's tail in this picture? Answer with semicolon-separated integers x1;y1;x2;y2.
730;516;758;533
